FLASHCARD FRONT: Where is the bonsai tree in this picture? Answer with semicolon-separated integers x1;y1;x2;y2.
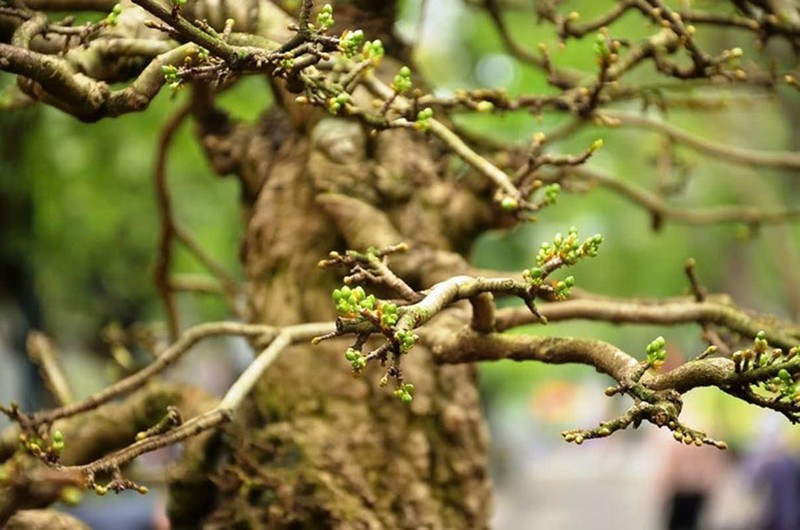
1;0;799;527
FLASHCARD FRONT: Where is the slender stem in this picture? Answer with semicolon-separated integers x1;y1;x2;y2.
29;322;277;425
60;322;332;477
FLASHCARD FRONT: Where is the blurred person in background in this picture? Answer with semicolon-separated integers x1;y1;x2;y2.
657;433;729;530
745;417;800;530
655;347;729;530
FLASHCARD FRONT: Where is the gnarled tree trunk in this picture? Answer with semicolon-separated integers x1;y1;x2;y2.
172;77;498;528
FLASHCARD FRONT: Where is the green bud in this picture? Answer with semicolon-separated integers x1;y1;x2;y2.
362;39;385;61
593;33;609;57
317;3;334;29
500;197;518;211
544;183;560;203
59;486;83;506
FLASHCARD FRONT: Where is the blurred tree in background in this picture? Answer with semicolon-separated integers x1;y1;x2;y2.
1;0;800;528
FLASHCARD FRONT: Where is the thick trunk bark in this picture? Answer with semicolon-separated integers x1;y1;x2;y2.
169;99;495;528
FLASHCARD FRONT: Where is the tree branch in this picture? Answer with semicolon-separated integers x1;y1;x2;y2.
560;165;800;226
496;297;799;349
602;110;800;171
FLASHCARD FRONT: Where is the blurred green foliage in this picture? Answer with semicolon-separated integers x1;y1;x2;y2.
0;76;274;339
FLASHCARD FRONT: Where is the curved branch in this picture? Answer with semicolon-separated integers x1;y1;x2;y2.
58;322;331;478
26;322;276;426
602;110;800;171
0;41;199;120
430;323;800;420
563;166;800;226
496;297;799;349
432;327;639;382
154;105;191;341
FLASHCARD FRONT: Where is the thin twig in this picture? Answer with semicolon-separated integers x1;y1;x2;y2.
602;110;800;171
153;105;191;342
562;166;800;226
59;322;332;477
27;332;73;407
496;297;799;349
173;224;240;298
28;322;277;426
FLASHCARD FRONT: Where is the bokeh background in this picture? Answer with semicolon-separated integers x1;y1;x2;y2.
2;1;800;528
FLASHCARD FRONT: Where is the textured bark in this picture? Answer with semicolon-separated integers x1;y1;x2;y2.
167;92;495;528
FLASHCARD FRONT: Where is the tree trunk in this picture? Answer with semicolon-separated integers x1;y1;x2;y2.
167;83;497;526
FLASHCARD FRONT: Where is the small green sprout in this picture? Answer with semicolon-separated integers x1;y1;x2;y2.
593;32;609;59
52;430;64;453
327;92;351;114
500;196;519;211
344;348;367;371
646;336;667;367
339;29;364;58
393;383;415;403
536;227;603;267
392;66;412;93
317;3;334;29
415;107;434;131
59;486;83;506
161;64;182;91
543;183;560;205
380;302;398;327
554;275;576;300
395;330;416;353
332;285;375;316
362;39;385;62
525;266;544;286
754;330;768;353
105;3;122;26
